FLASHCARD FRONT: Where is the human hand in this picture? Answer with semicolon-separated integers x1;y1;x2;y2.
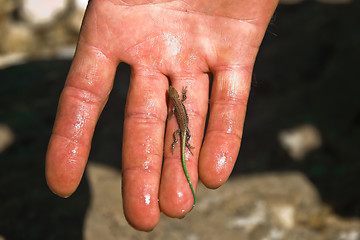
46;0;278;231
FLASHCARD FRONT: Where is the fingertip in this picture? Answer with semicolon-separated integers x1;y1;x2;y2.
46;182;74;198
159;153;197;218
199;158;233;189
45;163;81;198
122;185;161;231
159;171;196;218
45;136;87;198
199;170;224;189
199;160;226;189
45;165;78;198
122;169;161;231
124;206;160;231
160;194;194;219
199;134;239;189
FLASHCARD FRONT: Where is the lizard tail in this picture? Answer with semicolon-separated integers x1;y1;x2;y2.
182;148;196;209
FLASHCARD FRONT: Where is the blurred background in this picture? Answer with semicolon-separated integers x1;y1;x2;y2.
1;0;360;239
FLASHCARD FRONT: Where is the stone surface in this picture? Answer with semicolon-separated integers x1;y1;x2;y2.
20;0;68;25
84;163;360;240
0;0;19;16
66;5;85;33
75;0;88;10
0;124;15;153
0;0;79;63
0;21;36;54
0;52;28;69
278;124;322;161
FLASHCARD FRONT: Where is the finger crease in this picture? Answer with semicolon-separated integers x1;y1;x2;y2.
126;111;166;124
123;164;162;177
206;129;243;143
63;85;105;106
51;131;90;150
211;98;248;109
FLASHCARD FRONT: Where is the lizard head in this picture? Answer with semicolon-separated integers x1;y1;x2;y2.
169;86;179;98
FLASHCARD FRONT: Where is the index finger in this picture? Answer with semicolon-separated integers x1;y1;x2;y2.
46;44;117;197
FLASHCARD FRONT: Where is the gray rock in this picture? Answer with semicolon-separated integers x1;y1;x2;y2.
0;124;15;153
0;21;36;54
84;163;360;240
0;0;20;16
20;0;68;25
66;4;85;33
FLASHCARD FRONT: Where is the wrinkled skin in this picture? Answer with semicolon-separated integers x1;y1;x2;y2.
46;0;278;231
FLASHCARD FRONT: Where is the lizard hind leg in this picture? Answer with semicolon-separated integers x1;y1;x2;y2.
185;129;194;154
185;142;194;155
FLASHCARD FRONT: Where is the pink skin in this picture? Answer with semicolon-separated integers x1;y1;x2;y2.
45;0;279;231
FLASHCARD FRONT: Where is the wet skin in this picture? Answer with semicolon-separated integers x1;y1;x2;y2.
45;0;279;231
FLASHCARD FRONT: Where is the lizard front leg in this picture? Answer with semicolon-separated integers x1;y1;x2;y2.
171;129;181;154
168;106;175;120
181;86;187;102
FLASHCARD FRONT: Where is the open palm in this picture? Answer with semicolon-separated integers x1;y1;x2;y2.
46;0;278;231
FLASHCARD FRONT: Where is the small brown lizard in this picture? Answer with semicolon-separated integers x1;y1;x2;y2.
168;85;196;207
